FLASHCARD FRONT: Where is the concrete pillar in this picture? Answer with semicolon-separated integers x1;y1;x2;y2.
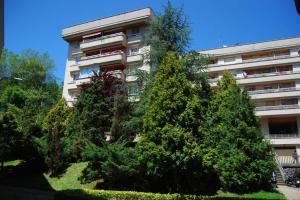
260;118;269;136
297;117;300;135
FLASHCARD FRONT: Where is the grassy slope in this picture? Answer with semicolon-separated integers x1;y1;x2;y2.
1;160;286;199
0;160;96;191
44;162;98;191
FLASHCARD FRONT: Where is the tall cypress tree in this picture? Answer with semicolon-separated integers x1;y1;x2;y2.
203;71;276;193
138;52;218;194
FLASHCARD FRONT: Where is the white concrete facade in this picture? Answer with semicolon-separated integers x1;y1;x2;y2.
200;37;300;164
62;8;153;105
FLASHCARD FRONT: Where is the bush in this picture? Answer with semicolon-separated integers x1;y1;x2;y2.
54;189;286;200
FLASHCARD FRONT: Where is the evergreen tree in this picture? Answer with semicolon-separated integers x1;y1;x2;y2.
145;1;191;68
138;52;218;194
203;71;276;193
81;140;140;190
43;99;71;176
0;112;22;170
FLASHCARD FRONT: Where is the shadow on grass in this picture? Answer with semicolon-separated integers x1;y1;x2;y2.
0;160;54;191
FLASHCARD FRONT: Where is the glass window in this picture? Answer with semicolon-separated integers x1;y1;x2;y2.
224;56;235;63
79;66;100;79
132;27;140;35
269;121;298;135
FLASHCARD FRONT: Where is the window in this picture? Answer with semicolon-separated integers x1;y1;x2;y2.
75;56;80;64
269;118;298;135
73;73;80;80
224;56;235;63
131;27;140;35
79;66;100;78
127;47;139;56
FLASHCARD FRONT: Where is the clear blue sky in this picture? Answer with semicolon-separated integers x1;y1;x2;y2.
5;0;300;82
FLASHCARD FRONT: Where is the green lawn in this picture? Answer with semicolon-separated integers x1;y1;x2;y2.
0;160;96;191
1;160;286;200
44;162;99;191
3;159;23;167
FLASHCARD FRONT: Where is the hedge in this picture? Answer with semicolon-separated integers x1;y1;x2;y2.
54;189;286;200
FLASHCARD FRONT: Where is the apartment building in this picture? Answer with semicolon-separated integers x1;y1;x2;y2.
200;37;300;166
61;8;300;166
61;8;154;106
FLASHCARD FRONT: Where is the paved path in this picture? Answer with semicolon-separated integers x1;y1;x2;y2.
278;185;300;200
0;185;55;200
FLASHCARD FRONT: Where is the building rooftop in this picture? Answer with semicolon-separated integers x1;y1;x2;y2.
62;7;154;41
199;36;300;56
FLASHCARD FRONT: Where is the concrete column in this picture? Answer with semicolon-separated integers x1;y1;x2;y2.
260;118;269;136
297;117;300;135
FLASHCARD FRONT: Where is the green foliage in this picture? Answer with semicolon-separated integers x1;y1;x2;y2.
203;71;276;193
143;52;203;135
81;140;140;190
145;1;191;68
55;188;287;200
139;52;217;194
0;112;23;169
70;79;113;147
0;49;61;165
43;98;71;176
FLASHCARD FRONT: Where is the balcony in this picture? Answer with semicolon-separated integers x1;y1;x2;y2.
127;34;142;44
67;77;91;90
207;54;300;72
209;71;300;86
248;87;300;100
265;134;300;146
255;104;300;117
80;32;127;51
78;51;126;67
127;54;143;63
69;64;80;72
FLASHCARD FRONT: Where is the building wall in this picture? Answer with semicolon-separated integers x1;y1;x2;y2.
200;37;300;160
62;8;153;106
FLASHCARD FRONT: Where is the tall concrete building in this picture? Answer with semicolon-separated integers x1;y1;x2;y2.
61;8;154;105
0;0;4;54
200;37;300;166
61;8;300;167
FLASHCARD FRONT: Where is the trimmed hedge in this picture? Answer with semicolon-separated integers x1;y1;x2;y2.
54;189;286;200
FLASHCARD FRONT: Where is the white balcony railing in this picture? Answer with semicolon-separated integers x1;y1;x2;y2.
209;71;300;83
255;104;300;111
242;54;290;63
265;133;299;139
208;54;298;68
80;50;124;61
248;87;300;95
81;32;126;44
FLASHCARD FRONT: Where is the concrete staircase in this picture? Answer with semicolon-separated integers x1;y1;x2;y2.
275;168;285;185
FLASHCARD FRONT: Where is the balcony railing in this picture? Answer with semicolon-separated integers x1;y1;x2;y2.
265;133;299;139
248;87;300;95
242;70;294;79
80;50;124;61
208;54;299;67
255;104;300;111
81;32;126;44
127;33;141;41
242;54;290;63
208;71;300;83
